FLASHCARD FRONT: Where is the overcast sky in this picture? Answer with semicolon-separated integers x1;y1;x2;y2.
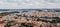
0;0;60;9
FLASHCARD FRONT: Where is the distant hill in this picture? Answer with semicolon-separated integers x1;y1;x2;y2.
0;9;9;11
0;9;60;12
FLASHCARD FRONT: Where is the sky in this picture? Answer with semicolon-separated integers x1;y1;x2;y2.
0;0;60;9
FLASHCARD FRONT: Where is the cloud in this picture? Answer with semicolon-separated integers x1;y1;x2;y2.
0;0;60;9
